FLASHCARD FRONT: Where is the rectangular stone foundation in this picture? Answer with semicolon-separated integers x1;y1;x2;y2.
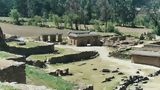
132;55;160;67
0;60;26;83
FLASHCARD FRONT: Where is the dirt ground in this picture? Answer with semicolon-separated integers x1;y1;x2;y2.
0;23;151;38
116;26;151;37
45;45;160;90
0;23;70;37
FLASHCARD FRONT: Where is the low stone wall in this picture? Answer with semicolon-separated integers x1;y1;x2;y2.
132;55;160;67
48;51;99;64
143;44;160;51
109;48;132;59
26;60;46;68
27;44;54;55
7;55;26;62
0;61;26;83
8;44;54;56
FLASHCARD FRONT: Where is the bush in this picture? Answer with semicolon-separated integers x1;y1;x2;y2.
153;26;160;36
104;22;122;35
9;9;20;25
93;20;103;32
28;16;43;26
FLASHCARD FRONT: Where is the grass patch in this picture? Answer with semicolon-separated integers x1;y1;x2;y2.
0;51;17;59
49;58;124;90
27;53;56;61
7;41;46;48
27;47;78;61
26;65;75;90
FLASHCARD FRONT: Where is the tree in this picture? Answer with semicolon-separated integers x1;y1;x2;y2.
96;0;112;22
66;0;80;30
111;0;146;27
9;9;20;25
147;0;160;35
63;15;71;29
53;14;61;28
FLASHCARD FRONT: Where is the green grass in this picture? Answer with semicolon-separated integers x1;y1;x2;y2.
26;65;75;90
27;53;56;61
7;41;46;48
27;47;78;61
0;51;17;59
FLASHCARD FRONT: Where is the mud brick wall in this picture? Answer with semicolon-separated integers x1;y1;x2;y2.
0;63;26;83
48;51;99;64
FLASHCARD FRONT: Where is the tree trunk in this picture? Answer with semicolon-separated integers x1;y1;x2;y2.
75;20;79;30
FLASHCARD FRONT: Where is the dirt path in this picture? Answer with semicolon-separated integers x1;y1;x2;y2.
55;45;159;73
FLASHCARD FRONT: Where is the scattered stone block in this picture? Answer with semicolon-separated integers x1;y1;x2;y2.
101;69;111;73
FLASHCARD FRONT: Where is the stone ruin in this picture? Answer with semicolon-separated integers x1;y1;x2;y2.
114;75;149;90
103;35;141;48
49;68;72;77
48;51;99;64
39;33;63;43
140;32;156;40
131;41;160;67
109;47;132;59
74;83;93;90
0;27;8;50
0;59;26;84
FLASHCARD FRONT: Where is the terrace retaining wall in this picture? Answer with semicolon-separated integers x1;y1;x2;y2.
48;51;99;64
0;62;26;83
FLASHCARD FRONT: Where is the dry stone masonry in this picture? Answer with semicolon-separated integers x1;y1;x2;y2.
0;60;26;83
48;51;99;64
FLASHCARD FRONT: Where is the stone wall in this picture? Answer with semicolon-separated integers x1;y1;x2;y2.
68;36;101;46
9;44;54;56
7;55;26;62
109;47;132;59
131;55;160;67
142;44;160;51
48;51;99;64
0;61;26;83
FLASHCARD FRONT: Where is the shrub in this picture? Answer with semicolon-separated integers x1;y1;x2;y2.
93;20;103;32
104;22;122;35
153;26;160;36
9;9;20;25
28;16;43;26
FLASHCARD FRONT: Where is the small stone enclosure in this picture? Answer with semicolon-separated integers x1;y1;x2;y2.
68;31;101;46
0;60;26;83
131;42;160;67
39;33;62;42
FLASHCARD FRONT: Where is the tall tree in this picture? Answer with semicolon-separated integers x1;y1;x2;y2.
111;0;146;27
9;9;20;25
147;0;160;35
66;0;80;30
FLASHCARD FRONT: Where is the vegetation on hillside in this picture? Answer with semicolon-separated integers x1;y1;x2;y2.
26;65;75;90
0;0;159;35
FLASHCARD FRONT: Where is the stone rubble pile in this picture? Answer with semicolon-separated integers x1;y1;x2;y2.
114;75;149;90
49;68;73;77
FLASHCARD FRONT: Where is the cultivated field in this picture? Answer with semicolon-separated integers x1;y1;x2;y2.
0;22;151;38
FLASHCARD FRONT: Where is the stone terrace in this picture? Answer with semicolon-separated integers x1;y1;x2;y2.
0;60;26;83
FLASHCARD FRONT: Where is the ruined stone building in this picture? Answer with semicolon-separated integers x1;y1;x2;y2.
131;42;160;67
39;33;62;42
0;60;26;83
68;31;101;46
0;27;8;49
